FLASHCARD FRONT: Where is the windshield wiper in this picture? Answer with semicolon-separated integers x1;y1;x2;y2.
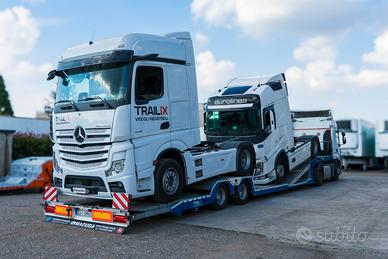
55;100;79;111
78;96;113;108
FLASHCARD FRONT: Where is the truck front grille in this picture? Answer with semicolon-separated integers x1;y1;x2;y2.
65;175;107;192
56;127;111;169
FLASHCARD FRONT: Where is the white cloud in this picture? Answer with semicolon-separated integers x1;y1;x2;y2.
191;0;376;39
195;31;208;47
196;50;236;102
0;6;54;117
362;30;388;67
286;30;388;102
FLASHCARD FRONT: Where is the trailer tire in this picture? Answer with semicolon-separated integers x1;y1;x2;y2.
211;184;229;210
311;137;320;159
230;180;250;205
236;144;255;176
315;165;324;186
152;159;184;203
274;156;289;182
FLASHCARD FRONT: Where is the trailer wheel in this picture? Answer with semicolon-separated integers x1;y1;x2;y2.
311;137;320;159
230;180;250;205
211;184;229;210
236;145;255;176
152;159;184;203
315;165;324;186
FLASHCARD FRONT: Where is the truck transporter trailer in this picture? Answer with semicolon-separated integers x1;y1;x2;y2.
43;32;342;233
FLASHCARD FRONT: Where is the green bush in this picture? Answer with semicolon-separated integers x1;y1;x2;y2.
12;133;53;160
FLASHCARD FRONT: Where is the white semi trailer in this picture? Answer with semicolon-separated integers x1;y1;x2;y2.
336;119;376;170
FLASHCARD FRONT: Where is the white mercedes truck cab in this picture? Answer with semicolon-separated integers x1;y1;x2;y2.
48;32;258;202
204;74;321;184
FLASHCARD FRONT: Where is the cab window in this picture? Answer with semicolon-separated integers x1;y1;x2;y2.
135;66;163;104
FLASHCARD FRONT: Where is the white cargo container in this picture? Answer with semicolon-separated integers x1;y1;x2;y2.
375;120;388;168
336;119;376;170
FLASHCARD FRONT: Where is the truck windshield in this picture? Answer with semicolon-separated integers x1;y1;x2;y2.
55;64;129;107
206;110;261;135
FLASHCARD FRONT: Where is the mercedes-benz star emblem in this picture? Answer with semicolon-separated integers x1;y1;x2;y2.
74;126;86;143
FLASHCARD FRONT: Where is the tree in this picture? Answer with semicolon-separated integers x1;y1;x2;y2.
0;75;14;116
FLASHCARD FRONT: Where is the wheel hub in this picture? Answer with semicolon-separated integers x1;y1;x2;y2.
240;150;251;171
162;168;179;195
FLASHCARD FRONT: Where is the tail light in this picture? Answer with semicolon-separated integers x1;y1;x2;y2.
45;204;55;214
113;214;128;224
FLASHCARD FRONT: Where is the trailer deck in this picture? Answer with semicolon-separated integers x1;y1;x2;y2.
43;155;337;234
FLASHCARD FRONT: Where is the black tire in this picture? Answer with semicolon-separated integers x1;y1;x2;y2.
236;144;255;176
152;159;184;203
211;184;229;210
230;180;250;205
274;155;289;183
315;165;324;186
331;161;340;181
311;137;320;159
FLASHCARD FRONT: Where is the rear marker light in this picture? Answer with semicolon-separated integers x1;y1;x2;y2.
45;204;55;214
113;215;128;224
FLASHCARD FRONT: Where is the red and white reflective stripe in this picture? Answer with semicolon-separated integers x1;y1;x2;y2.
112;193;130;210
43;186;57;202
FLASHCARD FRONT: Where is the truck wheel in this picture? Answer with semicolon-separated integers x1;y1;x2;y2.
315;165;324;186
236;145;255;176
230;181;250;205
211;184;229;210
152;159;184;203
274;156;289;182
311;137;320;159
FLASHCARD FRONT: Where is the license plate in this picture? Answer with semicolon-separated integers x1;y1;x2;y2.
55;205;72;217
77;208;92;218
73;187;87;194
92;210;113;222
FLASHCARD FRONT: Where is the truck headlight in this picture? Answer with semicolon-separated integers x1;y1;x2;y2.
53;154;63;174
255;162;264;175
105;160;125;177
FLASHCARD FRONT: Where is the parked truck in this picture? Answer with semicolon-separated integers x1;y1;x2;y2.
292;109;345;171
44;32;341;233
375;120;388;168
336;119;376;170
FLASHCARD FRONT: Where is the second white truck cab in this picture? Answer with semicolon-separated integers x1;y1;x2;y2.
291;109;344;170
204;74;321;184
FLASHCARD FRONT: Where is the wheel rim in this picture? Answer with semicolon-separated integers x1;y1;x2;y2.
162;167;179;195
276;164;285;178
240;149;251;171
216;186;226;205
238;183;248;200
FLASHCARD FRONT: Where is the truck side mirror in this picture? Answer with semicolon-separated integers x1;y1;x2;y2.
342;132;346;145
47;70;57;81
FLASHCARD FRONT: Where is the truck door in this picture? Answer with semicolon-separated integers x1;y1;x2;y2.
132;62;170;139
131;62;171;181
262;106;279;167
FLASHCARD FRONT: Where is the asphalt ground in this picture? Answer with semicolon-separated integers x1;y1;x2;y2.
0;170;387;258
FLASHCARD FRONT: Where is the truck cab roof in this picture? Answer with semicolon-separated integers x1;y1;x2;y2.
207;73;288;110
59;32;194;69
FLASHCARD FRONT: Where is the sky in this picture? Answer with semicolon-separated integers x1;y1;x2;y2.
0;0;388;121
